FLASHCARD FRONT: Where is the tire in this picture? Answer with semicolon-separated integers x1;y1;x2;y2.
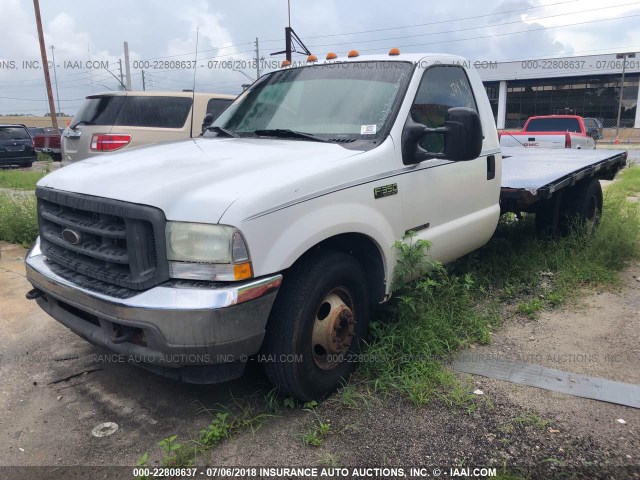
562;178;603;231
263;251;370;400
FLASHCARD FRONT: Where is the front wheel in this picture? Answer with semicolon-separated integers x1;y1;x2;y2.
263;251;370;400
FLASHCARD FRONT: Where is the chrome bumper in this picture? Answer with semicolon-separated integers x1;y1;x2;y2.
25;238;282;377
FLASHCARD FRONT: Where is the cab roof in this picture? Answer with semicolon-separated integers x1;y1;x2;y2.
276;52;470;70
86;91;236;100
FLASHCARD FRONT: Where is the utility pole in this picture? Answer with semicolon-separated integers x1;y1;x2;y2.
123;41;132;91
141;70;146;91
50;45;61;116
32;0;58;130
615;52;636;140
118;59;124;91
255;37;260;79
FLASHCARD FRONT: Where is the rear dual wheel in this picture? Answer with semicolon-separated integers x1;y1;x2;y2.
263;251;370;400
535;178;602;236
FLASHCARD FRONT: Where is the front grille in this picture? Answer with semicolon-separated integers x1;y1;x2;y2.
36;187;169;290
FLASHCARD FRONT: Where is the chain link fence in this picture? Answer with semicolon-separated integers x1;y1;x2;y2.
503;119;636;130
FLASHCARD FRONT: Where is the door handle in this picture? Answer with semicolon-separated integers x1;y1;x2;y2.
487;155;495;180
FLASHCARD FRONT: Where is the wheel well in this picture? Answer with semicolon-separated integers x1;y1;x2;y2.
293;233;387;303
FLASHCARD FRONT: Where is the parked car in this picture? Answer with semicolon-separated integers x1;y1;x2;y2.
33;127;63;161
0;124;36;167
27;127;45;137
583;117;603;140
499;115;597;149
26;53;626;400
61;91;235;165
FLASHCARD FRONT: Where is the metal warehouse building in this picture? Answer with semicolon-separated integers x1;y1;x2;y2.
478;51;640;130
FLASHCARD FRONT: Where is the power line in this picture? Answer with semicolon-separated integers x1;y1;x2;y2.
0;95;87;102
298;1;640;50
299;12;640;56
260;0;583;42
137;42;254;62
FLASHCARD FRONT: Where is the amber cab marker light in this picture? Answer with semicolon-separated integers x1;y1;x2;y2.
389;48;400;56
307;54;318;62
347;50;359;58
326;52;338;60
281;60;291;67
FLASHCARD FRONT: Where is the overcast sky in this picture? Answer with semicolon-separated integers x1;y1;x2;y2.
1;0;639;116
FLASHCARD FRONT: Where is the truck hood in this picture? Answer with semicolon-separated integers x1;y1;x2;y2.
38;137;364;223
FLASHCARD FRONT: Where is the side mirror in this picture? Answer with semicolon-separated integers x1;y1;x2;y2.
201;113;214;135
401;107;483;164
588;128;599;139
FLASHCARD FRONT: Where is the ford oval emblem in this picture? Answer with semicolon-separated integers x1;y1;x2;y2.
62;228;82;245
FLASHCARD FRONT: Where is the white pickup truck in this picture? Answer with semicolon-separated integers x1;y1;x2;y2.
25;52;627;400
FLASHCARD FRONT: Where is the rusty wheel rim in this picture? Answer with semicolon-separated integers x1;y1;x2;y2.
311;287;356;370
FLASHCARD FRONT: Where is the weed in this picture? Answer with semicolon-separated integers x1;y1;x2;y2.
264;388;281;413
360;234;494;405
0;193;38;246
198;412;232;447
317;452;340;467
135;453;149;480
516;298;543;318
158;435;188;467
302;429;323;446
302;418;331;447
332;383;374;410
283;397;296;409
546;291;564;307
500;414;552;433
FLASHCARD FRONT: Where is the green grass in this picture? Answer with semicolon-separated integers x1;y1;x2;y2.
0;193;38;247
0;170;45;190
608;165;640;198
360;167;640;405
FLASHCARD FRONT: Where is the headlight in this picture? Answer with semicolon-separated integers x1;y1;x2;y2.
165;222;252;281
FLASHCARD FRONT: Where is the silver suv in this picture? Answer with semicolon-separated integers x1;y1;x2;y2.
61;91;235;165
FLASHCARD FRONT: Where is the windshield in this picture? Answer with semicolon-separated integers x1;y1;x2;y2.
211;61;414;140
526;118;581;133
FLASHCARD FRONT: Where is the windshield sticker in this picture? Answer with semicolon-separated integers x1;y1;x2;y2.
361;124;377;135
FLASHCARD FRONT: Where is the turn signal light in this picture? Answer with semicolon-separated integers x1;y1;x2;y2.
281;60;291;67
564;132;571;148
389;48;400;56
233;262;253;281
90;134;132;152
326;52;337;60
307;54;318;62
347;50;359;58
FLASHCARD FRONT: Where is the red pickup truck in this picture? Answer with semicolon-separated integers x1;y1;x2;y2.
499;115;597;149
29;127;63;160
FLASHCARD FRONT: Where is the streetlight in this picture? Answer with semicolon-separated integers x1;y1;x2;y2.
233;69;255;83
615;52;636;139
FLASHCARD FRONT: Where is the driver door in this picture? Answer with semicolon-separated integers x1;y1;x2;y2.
398;65;498;263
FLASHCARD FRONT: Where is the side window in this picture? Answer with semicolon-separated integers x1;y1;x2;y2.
410;66;477;152
206;98;233;121
115;97;193;128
